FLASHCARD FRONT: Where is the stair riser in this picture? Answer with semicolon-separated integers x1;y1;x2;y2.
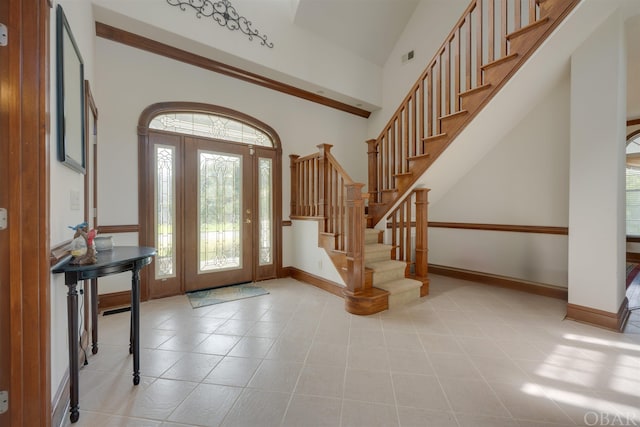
439;113;468;136
508;25;548;56
388;288;421;308
365;252;392;263
460;90;491;115
364;233;381;245
372;269;406;285
482;59;517;89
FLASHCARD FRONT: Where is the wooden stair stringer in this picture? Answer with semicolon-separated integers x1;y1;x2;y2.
367;0;581;226
318;232;349;284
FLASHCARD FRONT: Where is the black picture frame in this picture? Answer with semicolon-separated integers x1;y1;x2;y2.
56;5;86;174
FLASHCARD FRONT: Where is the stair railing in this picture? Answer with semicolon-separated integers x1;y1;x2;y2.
290;144;365;293
386;188;430;283
367;0;578;224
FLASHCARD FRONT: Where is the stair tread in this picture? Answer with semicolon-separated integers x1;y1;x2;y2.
422;133;447;142
407;153;431;161
505;15;550;41
481;52;518;70
375;278;422;294
439;110;468;121
459;83;492;98
393;172;412;177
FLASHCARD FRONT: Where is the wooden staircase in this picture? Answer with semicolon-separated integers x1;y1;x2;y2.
366;0;581;225
289;0;580;314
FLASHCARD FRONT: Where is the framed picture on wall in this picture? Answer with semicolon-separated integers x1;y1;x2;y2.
56;4;86;174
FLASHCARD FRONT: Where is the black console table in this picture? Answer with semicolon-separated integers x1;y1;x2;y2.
52;246;156;423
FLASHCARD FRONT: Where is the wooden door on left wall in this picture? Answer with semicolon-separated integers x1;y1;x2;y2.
0;0;51;424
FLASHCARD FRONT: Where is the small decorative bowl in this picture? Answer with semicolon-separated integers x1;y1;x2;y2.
94;236;113;251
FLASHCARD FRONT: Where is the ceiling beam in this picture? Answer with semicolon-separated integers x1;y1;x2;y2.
95;22;372;119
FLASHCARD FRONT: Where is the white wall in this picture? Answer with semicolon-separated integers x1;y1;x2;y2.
290;220;345;285
428;73;571;287
568;10;627;313
94;38;369;293
49;0;95;402
92;0;382;109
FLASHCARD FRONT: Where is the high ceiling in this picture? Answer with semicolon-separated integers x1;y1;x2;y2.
92;0;640;116
292;0;421;65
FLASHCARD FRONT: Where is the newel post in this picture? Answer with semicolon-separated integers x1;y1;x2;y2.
366;139;379;205
345;183;365;293
289;154;300;217
414;188;430;294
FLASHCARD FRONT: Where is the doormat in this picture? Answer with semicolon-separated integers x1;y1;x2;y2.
186;283;269;309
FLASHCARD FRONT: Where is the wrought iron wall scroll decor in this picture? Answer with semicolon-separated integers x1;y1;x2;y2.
166;0;274;48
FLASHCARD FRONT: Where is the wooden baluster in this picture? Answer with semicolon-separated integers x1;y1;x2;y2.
380;136;385;192
389;215;396;261
514;0;521;31
419;79;426;151
324;163;336;233
476;0;483;85
399;200;405;261
528;0;536;24
410;92;416;159
300;160;307;216
391;120;396;183
313;156;317;216
455;27;461;112
385;129;391;190
345;183;365;293
426;70;433;139
289;154;299;217
339;176;346;251
317;144;332;230
403;105;409;171
501;0;508;57
444;42;451;116
488;0;495;63
307;158;311;216
378;137;383;196
466;15;472;91
405;197;411;268
337;170;341;241
366;139;378;205
414;188;430;279
435;56;442;133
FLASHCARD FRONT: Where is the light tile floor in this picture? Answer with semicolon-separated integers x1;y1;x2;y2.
63;275;640;427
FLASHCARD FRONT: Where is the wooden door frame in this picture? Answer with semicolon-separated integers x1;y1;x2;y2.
138;102;283;300
1;0;51;425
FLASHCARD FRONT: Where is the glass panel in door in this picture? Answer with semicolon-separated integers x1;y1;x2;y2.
198;150;242;273
254;147;278;281
148;131;183;299
184;137;252;291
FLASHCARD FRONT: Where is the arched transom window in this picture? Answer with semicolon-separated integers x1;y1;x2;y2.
149;112;274;147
